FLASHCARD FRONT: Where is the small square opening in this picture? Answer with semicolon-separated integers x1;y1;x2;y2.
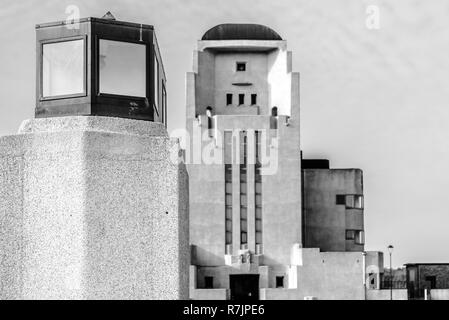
236;62;246;71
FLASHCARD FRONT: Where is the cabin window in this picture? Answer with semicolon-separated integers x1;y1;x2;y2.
42;39;85;98
99;39;146;97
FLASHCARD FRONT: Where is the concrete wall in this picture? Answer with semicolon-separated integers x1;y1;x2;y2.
303;169;364;252
0;116;189;299
366;289;408;300
191;289;229;300
430;289;449;300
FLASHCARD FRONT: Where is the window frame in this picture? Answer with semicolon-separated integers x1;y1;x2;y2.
40;35;88;101
96;36;149;100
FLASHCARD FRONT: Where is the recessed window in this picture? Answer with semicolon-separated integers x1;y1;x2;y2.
336;195;346;205
205;276;214;289
226;93;233;105
42;39;85;98
236;62;246;71
346;230;355;240
337;195;364;209
241;231;247;244
346;230;365;245
346;195;364;209
251;94;257;105
239;94;245;105
355;230;365;245
99;39;146;97
276;276;284;288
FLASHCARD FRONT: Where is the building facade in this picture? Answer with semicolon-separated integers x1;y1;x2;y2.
302;159;365;252
186;24;371;300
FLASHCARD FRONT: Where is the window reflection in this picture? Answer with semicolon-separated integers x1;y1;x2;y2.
99;39;146;97
42;39;84;97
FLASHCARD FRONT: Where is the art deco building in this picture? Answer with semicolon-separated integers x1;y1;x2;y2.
186;24;377;300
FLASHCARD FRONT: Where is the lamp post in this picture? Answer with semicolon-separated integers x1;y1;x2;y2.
388;245;394;300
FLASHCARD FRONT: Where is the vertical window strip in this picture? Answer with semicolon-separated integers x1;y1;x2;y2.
240;131;248;246
255;131;262;249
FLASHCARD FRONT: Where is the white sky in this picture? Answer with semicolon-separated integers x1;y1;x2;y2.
1;0;448;267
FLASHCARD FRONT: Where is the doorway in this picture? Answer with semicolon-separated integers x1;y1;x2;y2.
229;274;259;300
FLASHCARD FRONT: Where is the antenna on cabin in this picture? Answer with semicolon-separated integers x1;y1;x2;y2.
102;11;116;20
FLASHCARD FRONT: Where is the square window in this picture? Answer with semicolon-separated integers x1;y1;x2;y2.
251;94;257;105
205;276;214;289
336;195;346;205
42;39;85;98
99;39;146;97
276;276;284;288
346;230;355;240
226;93;233;105
239;94;245;105
236;62;246;71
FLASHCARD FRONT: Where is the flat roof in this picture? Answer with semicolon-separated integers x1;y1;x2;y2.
36;17;153;30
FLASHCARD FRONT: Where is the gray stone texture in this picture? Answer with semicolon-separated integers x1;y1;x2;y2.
0;116;188;299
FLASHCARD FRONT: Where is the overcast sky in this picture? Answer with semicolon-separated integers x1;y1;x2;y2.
1;0;448;267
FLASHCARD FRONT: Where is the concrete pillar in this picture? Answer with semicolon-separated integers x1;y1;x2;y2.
0;116;189;300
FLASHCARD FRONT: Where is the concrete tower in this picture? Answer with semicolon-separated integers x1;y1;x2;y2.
0;15;188;300
186;24;302;299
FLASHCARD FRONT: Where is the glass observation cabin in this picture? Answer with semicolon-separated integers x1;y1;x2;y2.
35;15;167;124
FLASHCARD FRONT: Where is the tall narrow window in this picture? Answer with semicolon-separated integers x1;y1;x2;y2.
255;131;263;252
162;82;167;126
154;56;159;109
239;94;245;105
224;131;233;251
226;93;233;105
251;94;257;105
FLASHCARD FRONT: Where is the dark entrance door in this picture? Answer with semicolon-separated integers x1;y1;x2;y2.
229;274;259;301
